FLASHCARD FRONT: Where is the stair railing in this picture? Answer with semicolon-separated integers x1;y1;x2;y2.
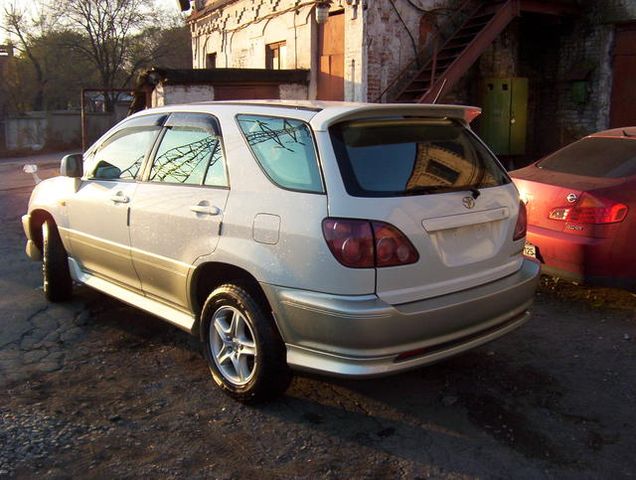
373;0;477;103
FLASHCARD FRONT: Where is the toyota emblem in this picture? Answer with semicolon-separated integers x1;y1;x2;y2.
462;196;476;209
566;193;578;203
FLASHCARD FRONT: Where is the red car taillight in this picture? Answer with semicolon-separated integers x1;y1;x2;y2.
548;193;629;225
513;201;527;241
322;218;419;268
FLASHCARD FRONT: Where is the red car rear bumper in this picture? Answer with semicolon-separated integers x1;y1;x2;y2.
527;225;636;291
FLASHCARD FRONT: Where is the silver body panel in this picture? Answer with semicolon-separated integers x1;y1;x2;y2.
262;259;539;377
22;101;539;378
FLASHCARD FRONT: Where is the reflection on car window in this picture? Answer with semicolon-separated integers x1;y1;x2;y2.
90;127;160;180
149;126;227;187
237;115;323;193
329;118;509;197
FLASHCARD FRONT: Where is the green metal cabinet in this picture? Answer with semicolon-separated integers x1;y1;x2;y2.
480;77;528;156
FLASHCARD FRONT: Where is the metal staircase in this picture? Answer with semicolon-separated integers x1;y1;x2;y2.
377;0;522;104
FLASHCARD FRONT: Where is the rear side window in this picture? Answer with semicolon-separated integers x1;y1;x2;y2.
237;115;323;193
329;118;509;197
537;137;636;178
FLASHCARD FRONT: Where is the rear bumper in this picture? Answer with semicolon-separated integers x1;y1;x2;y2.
261;258;540;378
527;225;635;290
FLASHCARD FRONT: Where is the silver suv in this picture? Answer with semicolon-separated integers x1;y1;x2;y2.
22;101;539;402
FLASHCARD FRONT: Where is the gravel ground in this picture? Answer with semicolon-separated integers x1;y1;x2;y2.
1;175;635;479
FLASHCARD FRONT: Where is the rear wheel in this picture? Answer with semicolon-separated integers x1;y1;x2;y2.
201;283;291;403
42;220;72;302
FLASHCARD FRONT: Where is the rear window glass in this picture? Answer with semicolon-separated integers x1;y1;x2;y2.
537;137;636;178
237;115;323;193
329;118;509;197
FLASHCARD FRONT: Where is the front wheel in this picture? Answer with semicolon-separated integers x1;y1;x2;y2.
201;284;291;403
42;220;72;302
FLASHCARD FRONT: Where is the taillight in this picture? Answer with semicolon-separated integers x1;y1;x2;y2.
548;193;628;225
372;221;419;267
322;218;419;268
513;201;527;241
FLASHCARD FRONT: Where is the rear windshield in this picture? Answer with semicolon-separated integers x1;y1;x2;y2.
329;118;509;197
537;137;636;178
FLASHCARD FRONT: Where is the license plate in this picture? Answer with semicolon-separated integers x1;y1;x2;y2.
523;242;536;258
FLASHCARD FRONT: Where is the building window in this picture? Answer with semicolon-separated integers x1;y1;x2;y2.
265;41;287;70
206;53;217;69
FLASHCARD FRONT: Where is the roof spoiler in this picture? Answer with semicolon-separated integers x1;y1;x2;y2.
310;104;482;131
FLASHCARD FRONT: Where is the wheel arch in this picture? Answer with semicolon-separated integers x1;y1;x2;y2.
189;262;276;339
29;209;56;251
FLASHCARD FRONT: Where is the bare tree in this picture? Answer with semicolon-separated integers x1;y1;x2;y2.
1;3;53;110
54;0;161;111
2;0;189;113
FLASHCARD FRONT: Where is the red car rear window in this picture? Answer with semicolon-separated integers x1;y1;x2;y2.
538;137;636;178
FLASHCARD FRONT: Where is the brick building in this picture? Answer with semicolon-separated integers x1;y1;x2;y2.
188;0;636;160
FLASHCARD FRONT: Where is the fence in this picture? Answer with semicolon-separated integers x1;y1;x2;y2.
3;107;128;153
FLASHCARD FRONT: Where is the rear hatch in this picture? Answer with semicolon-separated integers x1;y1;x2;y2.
322;114;523;305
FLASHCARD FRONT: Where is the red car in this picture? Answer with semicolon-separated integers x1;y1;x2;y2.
511;127;636;291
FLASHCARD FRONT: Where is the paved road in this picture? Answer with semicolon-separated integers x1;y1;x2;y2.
0;151;76;167
0;160;635;479
0;151;64;192
0;157;83;385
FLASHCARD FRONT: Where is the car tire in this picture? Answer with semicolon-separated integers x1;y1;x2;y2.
201;283;291;403
42;220;73;302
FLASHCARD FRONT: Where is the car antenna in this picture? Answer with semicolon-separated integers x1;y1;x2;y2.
432;79;448;104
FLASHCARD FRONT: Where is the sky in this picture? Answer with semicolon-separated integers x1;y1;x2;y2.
0;0;183;44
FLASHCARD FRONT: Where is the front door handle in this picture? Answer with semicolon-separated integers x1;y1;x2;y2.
110;193;129;204
190;204;221;216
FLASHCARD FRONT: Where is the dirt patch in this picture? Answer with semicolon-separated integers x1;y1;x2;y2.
537;275;636;312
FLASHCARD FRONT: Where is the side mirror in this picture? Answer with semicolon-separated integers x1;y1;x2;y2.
60;154;83;178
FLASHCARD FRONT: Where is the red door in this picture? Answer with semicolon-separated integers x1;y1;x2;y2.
317;11;345;101
610;23;636;127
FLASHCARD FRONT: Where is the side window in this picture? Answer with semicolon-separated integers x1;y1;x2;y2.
88;115;165;181
237;114;323;193
149;114;228;187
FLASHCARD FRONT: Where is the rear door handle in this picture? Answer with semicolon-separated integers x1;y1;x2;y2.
190;205;221;216
110;193;129;204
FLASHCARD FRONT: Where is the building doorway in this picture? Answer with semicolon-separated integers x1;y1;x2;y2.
317;11;345;100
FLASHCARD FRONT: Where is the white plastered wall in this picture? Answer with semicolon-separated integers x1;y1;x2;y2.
152;84;216;107
190;0;367;101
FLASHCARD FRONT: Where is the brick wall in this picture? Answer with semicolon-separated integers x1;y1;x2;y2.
554;18;614;144
453;3;623;158
366;0;459;102
592;0;636;22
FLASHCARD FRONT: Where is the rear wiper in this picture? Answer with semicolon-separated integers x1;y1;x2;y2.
404;185;455;195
